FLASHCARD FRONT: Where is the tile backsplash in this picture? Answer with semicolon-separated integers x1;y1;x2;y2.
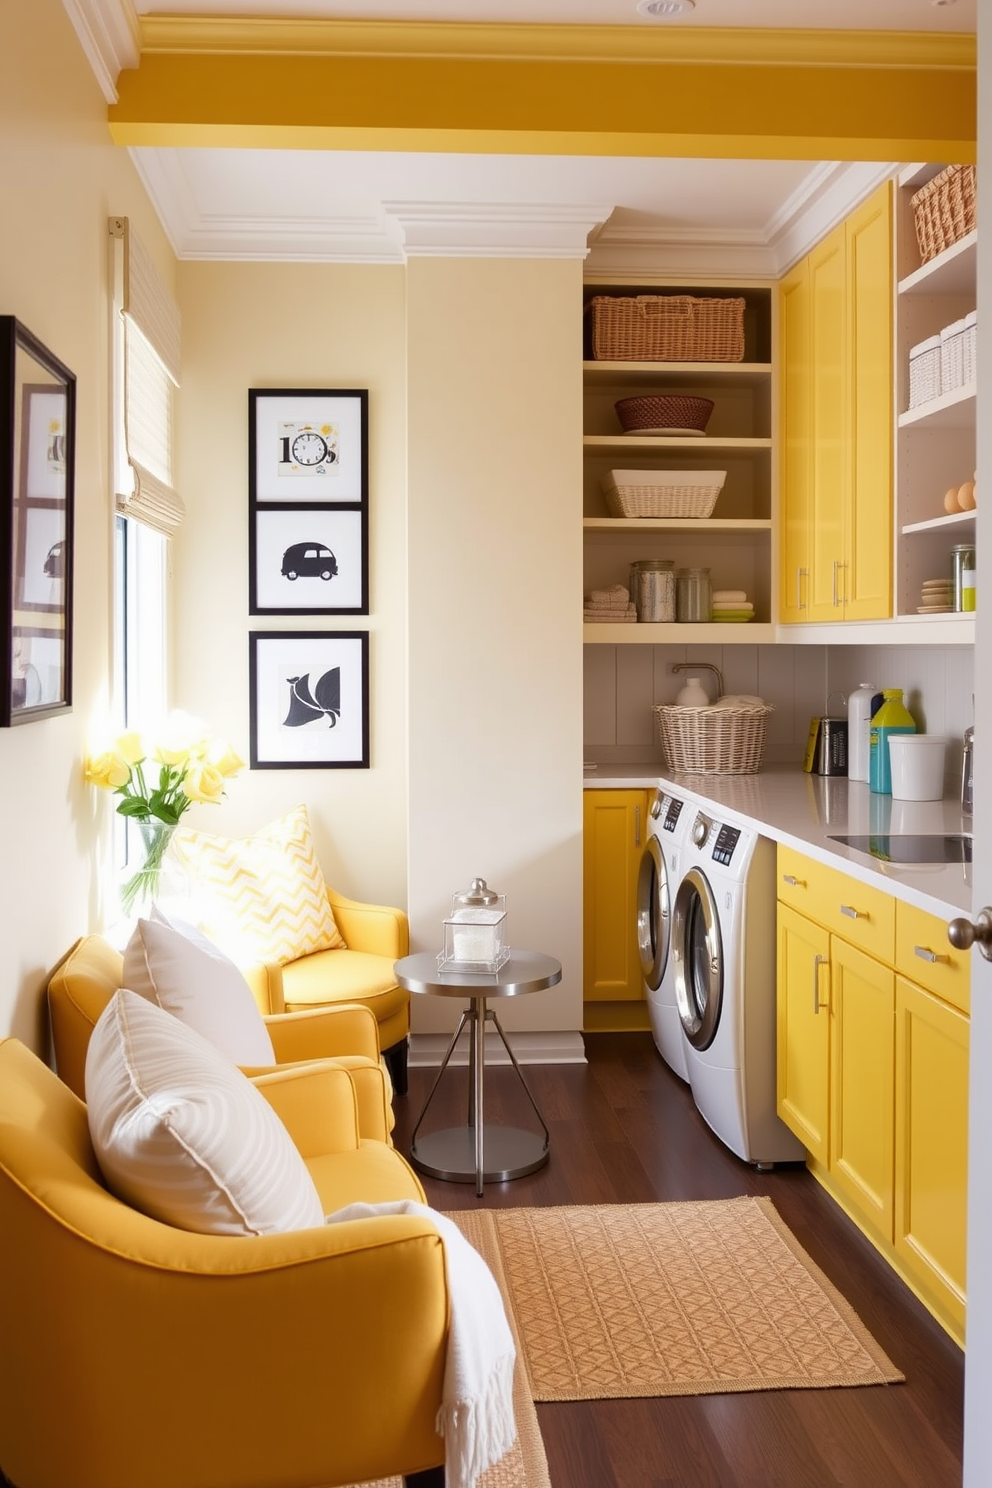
584;642;975;788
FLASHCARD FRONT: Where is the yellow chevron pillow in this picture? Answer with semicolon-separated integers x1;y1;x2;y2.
172;805;346;967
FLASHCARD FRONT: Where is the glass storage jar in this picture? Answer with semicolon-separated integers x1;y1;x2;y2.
951;543;976;612
628;559;675;622
675;567;712;622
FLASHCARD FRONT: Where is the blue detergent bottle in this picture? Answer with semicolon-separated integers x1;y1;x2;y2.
869;688;916;795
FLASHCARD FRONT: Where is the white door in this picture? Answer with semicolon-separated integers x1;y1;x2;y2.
962;52;991;1486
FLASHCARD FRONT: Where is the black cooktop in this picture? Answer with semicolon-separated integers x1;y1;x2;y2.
827;834;972;865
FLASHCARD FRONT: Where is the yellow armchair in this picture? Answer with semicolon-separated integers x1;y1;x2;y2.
0;1036;449;1488
240;887;412;1094
47;934;396;1142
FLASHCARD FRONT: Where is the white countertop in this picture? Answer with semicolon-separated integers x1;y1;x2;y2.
584;764;974;918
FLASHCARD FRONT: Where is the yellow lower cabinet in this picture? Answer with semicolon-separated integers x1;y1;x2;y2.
776;903;830;1164
583;789;649;1030
828;937;894;1241
894;976;969;1345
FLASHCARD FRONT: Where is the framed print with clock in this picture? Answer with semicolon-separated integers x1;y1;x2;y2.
0;317;75;726
249;630;369;769
249;504;367;616
248;388;367;505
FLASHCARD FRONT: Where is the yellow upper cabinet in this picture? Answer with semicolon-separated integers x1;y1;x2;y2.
778;180;893;624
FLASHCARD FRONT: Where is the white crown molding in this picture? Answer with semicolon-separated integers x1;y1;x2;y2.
128;148;406;261
383;201;614;259
60;0;138;103
768;159;899;272
586;160;898;278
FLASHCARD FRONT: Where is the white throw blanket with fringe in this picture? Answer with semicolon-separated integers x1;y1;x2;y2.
325;1200;517;1488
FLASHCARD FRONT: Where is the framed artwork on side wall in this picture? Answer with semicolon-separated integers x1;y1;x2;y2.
0;318;75;726
249;630;369;769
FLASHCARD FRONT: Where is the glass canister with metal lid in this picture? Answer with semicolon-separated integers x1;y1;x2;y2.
675;566;712;622
628;559;675;622
951;543;976;612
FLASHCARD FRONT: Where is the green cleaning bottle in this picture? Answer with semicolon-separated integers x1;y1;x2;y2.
869;689;916;795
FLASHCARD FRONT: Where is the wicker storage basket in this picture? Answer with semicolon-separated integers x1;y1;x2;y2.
602;469;726;519
911;165;977;265
652;702;774;775
615;394;714;433
589;295;746;362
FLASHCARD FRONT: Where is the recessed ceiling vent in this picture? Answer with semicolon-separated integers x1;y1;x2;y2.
636;0;696;17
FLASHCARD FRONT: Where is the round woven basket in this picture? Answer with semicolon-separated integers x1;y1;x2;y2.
615;394;714;434
651;703;773;775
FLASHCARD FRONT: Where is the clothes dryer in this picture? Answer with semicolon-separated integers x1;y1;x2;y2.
637;788;692;1081
671;807;804;1167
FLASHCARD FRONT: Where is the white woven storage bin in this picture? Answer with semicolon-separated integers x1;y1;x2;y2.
651;703;774;775
940;318;967;394
909;336;941;409
602;469;726;520
963;310;977;386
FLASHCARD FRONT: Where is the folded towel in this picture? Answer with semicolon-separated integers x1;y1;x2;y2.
712;589;748;603
586;585;631;610
326;1201;517;1488
584;605;637;623
713;604;753;616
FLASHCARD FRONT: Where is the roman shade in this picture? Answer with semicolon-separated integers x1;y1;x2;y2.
109;215;185;535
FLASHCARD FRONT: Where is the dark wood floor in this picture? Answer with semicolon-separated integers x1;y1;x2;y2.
393;1032;965;1488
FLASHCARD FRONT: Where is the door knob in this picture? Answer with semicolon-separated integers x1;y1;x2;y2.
947;908;992;960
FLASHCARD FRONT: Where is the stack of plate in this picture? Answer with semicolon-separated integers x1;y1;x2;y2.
918;577;954;614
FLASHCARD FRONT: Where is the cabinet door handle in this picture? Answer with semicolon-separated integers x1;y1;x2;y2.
635;806;641;849
783;874;806;888
840;904;866;920
813;954;829;1014
914;944;949;965
796;567;808;611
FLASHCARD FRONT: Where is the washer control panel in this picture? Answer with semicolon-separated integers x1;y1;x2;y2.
662;797;684;834
711;822;742;866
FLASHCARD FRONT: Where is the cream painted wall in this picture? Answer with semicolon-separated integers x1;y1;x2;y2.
0;0;177;1049
173;262;409;911
406;256;584;1035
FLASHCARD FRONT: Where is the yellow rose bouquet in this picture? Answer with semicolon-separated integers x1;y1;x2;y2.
86;711;245;914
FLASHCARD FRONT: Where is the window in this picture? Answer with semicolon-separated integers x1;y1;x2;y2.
109;218;181;880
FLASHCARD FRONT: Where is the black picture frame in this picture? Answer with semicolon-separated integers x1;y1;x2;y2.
248;388;368;506
0;319;75;726
249;504;368;615
249;630;370;769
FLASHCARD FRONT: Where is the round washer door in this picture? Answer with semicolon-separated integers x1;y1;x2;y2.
636;835;670;992
673;867;723;1051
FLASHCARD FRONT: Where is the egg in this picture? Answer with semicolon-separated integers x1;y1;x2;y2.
945;485;961;513
958;479;976;511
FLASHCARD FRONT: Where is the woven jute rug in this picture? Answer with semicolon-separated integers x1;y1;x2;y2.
349;1205;552;1488
462;1196;904;1402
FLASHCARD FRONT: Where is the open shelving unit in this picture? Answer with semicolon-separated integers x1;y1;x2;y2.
581;283;775;643
893;166;977;623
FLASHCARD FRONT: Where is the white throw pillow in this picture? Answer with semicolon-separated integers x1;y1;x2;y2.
85;988;324;1237
122;909;276;1068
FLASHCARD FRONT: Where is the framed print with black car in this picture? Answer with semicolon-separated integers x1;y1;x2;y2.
249;389;367;506
249;504;367;615
249;630;369;769
0;318;75;726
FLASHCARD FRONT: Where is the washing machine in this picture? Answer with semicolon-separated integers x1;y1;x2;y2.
637;788;692;1081
671;806;804;1167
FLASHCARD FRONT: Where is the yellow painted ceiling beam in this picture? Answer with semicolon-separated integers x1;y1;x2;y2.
109;21;976;162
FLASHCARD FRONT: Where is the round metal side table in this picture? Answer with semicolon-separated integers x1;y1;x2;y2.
395;949;562;1197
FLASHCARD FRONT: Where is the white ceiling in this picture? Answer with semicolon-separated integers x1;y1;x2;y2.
74;0;975;269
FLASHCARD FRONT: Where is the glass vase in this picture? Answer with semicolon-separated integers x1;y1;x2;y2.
120;819;178;919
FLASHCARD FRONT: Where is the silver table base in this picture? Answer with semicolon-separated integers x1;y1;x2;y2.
398;951;560;1196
